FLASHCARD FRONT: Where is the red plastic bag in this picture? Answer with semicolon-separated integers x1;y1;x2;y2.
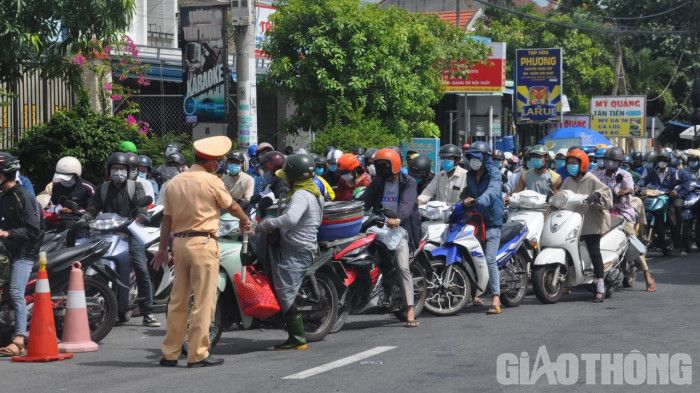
233;266;281;320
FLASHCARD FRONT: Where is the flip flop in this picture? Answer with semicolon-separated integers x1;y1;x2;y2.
404;320;420;328
486;305;503;315
593;292;605;303
472;298;484;306
646;276;657;292
0;341;25;357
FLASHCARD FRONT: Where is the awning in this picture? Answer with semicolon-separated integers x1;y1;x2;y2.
680;125;700;140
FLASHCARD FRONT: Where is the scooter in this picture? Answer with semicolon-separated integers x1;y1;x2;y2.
680;182;700;252
638;188;670;253
532;190;646;304
328;213;430;333
508;190;548;257
179;213;339;353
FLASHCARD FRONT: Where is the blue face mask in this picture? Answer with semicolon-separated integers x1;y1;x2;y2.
440;159;455;172
567;164;580;177
329;164;338;172
589;162;598;171
555;159;566;169
137;172;147;179
494;160;503;169
529;158;544;170
315;167;325;176
690;161;699;169
644;162;654;170
622;164;631;171
401;167;408;175
416;178;423;185
228;164;242;175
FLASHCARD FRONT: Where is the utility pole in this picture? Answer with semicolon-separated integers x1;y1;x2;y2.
229;0;258;148
612;35;627;96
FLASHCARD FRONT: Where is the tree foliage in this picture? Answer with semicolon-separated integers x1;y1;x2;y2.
262;0;488;143
0;0;135;89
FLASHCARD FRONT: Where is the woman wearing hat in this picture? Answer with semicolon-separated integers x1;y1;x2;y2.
257;153;324;350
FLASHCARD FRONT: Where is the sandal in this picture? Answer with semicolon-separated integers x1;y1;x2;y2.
593;292;605;303
404;320;420;328
472;297;484;306
645;274;657;292
486;305;503;315
0;340;26;357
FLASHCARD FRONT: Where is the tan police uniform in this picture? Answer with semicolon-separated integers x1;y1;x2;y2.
161;136;233;364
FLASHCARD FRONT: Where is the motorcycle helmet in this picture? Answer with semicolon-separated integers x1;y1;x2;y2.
566;148;590;173
119;140;138;154
138;155;153;170
257;142;274;156
167;152;187;166
164;143;180;157
55;156;82;178
492;149;505;161
337;153;361;172
248;144;258;157
364;148;378;165
0;152;20;176
529;144;549;157
439;144;461;160
604;147;624;162
105;152;130;176
278;153;315;183
353;147;366;156
373;148;402;176
408;154;432;179
260;151;286;172
327;148;343;164
469;141;492;156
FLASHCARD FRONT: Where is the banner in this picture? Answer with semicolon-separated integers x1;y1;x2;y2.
401;138;440;175
255;4;276;59
442;42;506;93
181;5;227;124
590;96;646;137
515;48;563;124
548;114;590;132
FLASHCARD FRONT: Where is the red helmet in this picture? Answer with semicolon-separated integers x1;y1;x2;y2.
337;153;360;171
260;151;286;172
374;148;402;174
567;148;590;172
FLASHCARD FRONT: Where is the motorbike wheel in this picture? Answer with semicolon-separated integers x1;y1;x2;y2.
330;287;351;334
605;283;615;299
424;261;470;316
532;265;564;304
681;219;693;253
393;262;428;322
119;281;139;322
500;254;529;307
299;271;337;343
180;289;225;354
54;276;117;343
622;263;638;289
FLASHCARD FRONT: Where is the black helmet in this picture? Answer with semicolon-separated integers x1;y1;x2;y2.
468;141;492;156
106;152;130;175
364;148;378;164
631;151;643;163
164;143;180;157
0;152;20;175
282;153;315;183
622;155;633;166
439;144;461;159
228;151;246;164
311;153;327;166
657;152;671;162
138;155;153;169
670;157;680;168
260;151;286;172
492;149;505;161
645;152;657;162
126;152;139;169
167;152;186;165
353;147;365;156
604;147;624;162
408;154;432;178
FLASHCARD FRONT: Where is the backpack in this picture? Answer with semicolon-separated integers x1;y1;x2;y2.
100;180;136;207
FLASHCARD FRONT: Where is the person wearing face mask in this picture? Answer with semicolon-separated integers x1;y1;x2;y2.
325;148;343;187
127;152;155;202
259;151;289;199
223;151;254;209
561;148;613;302
621;155;641;183
335;153;371;201
457;141;504;314
554;148;568;172
408;154;434;194
84;152;160;327
638;152;692;256
156;144;187;184
492;150;514;195
36;156;96;213
594;147;656;291
362;148;420;328
514;144;561;198
417;144;466;205
137;155;160;200
364;148;378;179
151;136;252;367
0;153;43;357
593;146;608;172
630;151;645;175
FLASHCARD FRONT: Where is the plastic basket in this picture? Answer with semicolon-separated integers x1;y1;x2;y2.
233;266;281;320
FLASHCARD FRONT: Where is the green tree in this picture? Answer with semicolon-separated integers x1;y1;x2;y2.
0;0;135;89
476;4;615;113
262;0;488;142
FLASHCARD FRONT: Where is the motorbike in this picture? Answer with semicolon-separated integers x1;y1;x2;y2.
0;238;117;344
328;213;430;334
638;188;670;253
424;203;531;315
680;182;700;252
507;190;548;258
179;213;339;353
531;190;647;304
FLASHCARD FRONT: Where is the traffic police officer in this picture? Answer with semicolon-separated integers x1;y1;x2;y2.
152;136;252;368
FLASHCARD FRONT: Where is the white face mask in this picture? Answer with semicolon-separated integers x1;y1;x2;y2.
110;169;128;184
60;179;76;188
658;162;668;169
368;164;376;177
468;158;483;171
341;173;354;182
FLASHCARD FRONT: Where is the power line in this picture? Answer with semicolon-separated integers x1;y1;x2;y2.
474;0;691;35
547;0;691;21
647;52;685;102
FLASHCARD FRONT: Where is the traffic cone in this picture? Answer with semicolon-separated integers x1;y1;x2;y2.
13;252;74;362
58;262;98;353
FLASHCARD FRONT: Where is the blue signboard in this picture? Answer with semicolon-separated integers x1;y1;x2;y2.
515;48;563;124
401;138;440;175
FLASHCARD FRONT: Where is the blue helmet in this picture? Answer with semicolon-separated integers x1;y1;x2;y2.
594;147;607;158
248;144;258;157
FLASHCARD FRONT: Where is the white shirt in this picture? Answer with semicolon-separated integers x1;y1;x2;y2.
418;166;467;205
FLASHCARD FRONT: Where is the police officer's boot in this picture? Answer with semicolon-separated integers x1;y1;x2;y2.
275;313;308;350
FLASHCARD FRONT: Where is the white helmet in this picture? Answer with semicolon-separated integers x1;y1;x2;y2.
327;149;343;163
54;156;82;182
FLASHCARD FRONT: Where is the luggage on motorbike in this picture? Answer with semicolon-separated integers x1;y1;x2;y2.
318;201;365;241
626;235;646;260
233;265;281;320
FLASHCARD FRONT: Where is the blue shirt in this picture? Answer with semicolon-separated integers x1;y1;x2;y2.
455;158;503;228
18;174;35;198
556;165;571;181
638;167;692;198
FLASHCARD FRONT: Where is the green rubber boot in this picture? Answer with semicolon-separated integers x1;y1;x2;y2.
275;313;308;350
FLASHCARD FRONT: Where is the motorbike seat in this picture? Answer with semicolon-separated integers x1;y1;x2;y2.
43;241;102;271
499;222;525;247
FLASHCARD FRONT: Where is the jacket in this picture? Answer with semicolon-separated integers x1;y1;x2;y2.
362;173;421;249
561;172;613;236
0;185;43;260
458;158;504;228
336;173;371;201
638;167;692;198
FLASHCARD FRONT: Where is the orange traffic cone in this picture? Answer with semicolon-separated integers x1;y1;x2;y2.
13;252;74;362
58;262;98;353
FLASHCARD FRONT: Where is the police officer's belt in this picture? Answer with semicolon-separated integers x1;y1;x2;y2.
174;231;217;239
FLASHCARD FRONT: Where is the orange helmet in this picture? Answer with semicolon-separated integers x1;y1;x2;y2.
567;148;590;172
337;153;360;171
374;148;402;174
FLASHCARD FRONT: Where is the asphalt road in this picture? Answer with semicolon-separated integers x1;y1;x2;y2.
3;253;699;392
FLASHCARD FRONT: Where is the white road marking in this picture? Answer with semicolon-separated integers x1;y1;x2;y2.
282;346;397;379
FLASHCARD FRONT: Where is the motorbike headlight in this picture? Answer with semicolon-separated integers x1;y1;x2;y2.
565;227;579;242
